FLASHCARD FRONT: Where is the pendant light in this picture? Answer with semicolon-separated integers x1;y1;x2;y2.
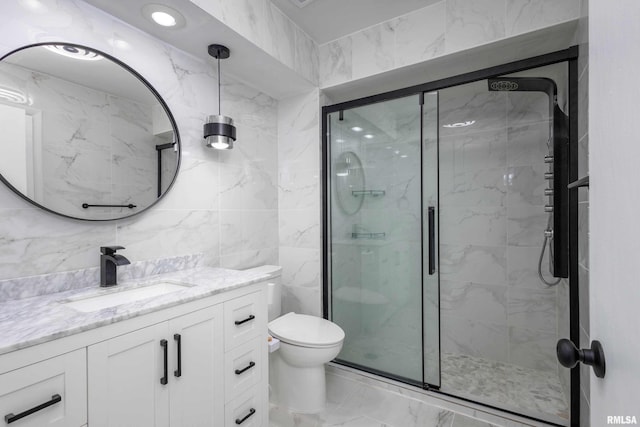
204;44;236;150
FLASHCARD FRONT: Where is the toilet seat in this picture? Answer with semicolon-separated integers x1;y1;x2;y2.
269;312;345;348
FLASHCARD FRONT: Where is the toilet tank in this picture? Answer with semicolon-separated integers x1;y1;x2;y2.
242;265;282;322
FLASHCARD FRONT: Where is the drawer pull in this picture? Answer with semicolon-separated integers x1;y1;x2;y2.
235;361;256;375
160;339;168;385
5;394;62;424
234;315;255;326
235;408;256;425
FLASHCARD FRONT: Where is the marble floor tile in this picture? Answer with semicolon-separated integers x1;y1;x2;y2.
268;368;548;427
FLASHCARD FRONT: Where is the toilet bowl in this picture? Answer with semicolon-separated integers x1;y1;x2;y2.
269;312;344;413
243;265;345;414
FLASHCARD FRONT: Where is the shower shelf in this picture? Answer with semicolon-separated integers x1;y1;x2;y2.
568;175;589;189
352;190;385;197
351;232;386;240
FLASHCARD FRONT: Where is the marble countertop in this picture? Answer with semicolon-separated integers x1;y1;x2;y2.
0;267;270;356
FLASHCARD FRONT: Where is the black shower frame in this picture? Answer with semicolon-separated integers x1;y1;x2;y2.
321;46;580;427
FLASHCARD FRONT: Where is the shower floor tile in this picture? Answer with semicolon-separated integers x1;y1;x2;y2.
441;353;569;423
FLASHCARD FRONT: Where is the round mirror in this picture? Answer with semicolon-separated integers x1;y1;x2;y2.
334;151;364;215
0;43;180;220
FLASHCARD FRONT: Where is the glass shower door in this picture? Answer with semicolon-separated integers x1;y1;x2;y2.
327;94;439;386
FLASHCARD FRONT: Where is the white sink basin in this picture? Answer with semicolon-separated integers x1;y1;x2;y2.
62;280;192;313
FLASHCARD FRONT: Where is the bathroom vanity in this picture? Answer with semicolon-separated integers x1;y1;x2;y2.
0;267;269;427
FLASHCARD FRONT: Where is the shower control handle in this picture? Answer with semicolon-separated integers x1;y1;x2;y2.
557;338;606;378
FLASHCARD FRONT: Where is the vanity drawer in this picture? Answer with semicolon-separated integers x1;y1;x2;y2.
0;348;87;427
225;386;264;427
224;291;262;350
225;338;263;402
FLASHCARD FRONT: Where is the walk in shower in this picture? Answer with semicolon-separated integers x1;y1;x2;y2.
323;50;579;426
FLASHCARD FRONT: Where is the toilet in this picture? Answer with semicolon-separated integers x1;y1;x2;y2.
244;265;345;414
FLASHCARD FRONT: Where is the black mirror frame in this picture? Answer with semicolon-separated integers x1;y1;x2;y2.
0;42;182;221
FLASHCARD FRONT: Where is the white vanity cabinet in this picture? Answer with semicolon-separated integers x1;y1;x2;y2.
223;292;268;426
0;348;87;427
88;305;225;427
0;282;268;427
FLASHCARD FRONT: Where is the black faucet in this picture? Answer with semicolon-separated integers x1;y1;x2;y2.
100;246;131;287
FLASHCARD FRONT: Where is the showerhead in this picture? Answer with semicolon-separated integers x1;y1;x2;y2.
487;77;557;99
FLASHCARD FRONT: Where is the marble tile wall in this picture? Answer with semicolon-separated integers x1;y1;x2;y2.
277;89;322;316
0;0;279;281
439;79;562;376
189;0;318;85
319;0;580;88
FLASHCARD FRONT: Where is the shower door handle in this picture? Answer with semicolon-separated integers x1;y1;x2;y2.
428;206;435;275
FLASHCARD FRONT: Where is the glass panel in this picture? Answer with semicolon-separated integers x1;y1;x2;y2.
422;92;440;387
437;62;570;425
328;94;437;384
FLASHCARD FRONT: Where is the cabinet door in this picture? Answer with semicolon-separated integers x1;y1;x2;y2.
88;323;169;427
168;305;224;427
0;348;86;427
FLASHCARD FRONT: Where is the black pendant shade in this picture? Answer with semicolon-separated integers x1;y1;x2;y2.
204;44;236;150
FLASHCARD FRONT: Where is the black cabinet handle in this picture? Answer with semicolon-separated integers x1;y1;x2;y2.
235;315;255;326
235;361;256;375
160;339;168;385
235;408;256;425
174;334;182;377
5;394;62;424
428;206;436;275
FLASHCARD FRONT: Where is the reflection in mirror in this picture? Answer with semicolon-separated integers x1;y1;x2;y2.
0;43;180;220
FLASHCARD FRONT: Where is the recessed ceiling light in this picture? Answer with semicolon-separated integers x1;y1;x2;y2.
335;138;345;143
363;134;374;139
351;126;363;132
443;120;476;128
152;11;176;26
44;44;102;61
142;4;186;29
0;87;29;104
400;155;408;158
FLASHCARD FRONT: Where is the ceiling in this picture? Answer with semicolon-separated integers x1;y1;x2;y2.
83;0;315;100
270;0;442;44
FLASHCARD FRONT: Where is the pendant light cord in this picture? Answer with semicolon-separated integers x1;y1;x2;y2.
217;56;221;115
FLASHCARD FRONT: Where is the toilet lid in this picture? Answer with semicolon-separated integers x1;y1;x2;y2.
268;312;345;348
